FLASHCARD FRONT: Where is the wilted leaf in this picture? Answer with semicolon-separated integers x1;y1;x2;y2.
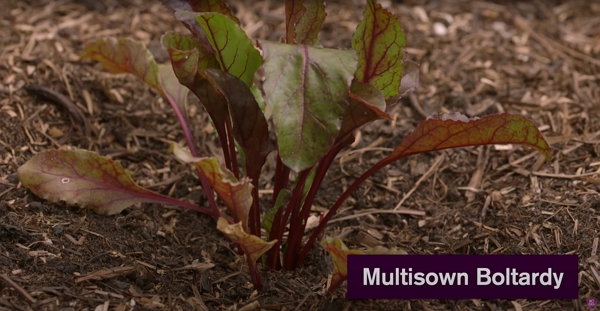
352;0;405;99
285;0;326;45
18;149;210;215
217;217;276;290
337;81;391;142
171;145;254;230
260;41;357;171
194;158;254;230
321;237;405;294
383;112;553;163
191;13;262;87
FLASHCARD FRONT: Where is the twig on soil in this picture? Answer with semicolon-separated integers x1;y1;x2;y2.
465;146;489;203
0;273;36;304
394;153;446;210
25;84;94;137
472;221;499;233
532;171;599;179
74;266;135;283
329;208;426;225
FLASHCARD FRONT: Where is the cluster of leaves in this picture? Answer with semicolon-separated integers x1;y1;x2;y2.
18;0;552;293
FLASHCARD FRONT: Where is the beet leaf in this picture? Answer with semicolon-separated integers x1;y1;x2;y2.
285;0;326;45
337;81;391;143
18;149;211;216
321;237;406;294
161;32;220;76
300;112;552;264
194;158;253;231
260;41;357;172
216;217;276;291
177;12;261;87
352;0;405;99
383;112;553;162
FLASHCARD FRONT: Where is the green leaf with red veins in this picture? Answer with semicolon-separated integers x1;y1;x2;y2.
159;0;240;24
217;217;276;290
260;41;357;172
352;0;405;99
383;113;553;163
192;13;262;87
321;237;406;294
17;149;210;216
285;0;326;45
337;81;391;142
201;69;273;180
194;158;253;231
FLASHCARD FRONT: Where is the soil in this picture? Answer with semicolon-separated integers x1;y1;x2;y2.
1;0;600;310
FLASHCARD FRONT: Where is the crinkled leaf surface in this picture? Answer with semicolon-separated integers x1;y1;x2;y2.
321;237;406;293
260;41;357;171
18;149;206;216
159;0;240;24
285;0;326;45
192;13;262;87
337;81;391;142
384;112;553;163
171;144;254;230
352;0;405;99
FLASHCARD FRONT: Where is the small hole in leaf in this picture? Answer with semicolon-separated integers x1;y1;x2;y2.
61;178;70;184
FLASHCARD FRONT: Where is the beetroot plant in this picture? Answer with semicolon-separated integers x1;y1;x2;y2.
18;0;552;293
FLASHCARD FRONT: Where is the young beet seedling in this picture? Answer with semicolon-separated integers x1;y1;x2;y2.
18;0;552;293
